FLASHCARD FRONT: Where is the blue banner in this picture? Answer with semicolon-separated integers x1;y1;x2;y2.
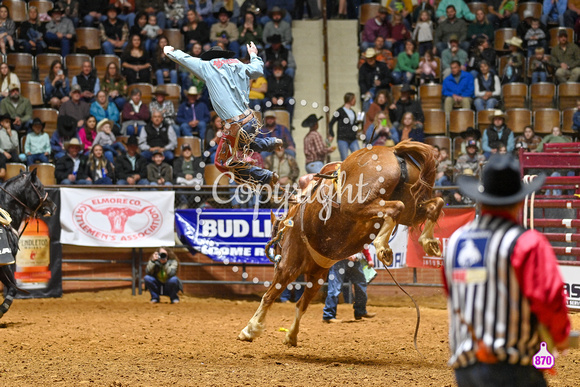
175;209;282;264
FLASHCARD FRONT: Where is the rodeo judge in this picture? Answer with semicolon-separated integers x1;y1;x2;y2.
163;43;282;187
443;154;570;386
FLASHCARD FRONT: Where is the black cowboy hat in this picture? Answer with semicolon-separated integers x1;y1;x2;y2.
125;135;139;146
56;115;77;138
268;6;286;18
105;4;121;14
200;46;236;61
48;6;64;16
400;84;416;94
213;6;233;18
267;34;282;44
460;126;481;141
301;114;323;128
458;154;545;206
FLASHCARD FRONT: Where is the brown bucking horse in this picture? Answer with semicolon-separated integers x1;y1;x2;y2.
238;140;444;346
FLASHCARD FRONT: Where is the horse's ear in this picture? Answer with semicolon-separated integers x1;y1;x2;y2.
30;168;38;177
270;210;276;225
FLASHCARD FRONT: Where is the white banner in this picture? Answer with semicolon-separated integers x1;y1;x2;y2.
60;189;175;248
370;225;409;269
560;265;580;310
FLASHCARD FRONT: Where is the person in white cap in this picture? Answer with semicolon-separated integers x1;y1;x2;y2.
163;42;282;187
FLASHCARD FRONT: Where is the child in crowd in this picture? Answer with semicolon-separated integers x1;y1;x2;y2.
78;115;98;155
530;47;550;84
142;14;163;55
435;146;452;186
502;37;524;84
174;143;204;186
24;118;50;166
87;144;115;184
147;150;173;186
390;13;410;56
524;18;546;57
164;0;185;29
93;119;126;164
412;10;434;56
419;50;437;84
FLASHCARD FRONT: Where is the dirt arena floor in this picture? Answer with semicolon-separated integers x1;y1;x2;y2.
0;290;578;386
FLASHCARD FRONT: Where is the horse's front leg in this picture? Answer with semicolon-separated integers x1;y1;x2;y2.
284;266;329;347
369;200;405;267
417;197;444;257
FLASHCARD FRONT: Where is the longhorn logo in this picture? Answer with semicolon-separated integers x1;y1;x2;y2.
81;204;155;233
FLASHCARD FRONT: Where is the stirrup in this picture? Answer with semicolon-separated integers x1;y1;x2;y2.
0;208;12;226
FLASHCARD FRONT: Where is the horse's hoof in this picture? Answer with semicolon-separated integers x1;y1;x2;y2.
283;334;297;347
422;239;441;257
237;327;254;342
377;248;393;266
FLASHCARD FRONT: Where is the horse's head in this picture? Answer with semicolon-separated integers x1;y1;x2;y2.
3;170;57;221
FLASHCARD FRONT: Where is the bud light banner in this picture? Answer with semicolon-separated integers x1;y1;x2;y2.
59;189;175;248
175;209;275;264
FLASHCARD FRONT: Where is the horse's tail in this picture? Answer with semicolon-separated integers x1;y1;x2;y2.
0;266;18;319
393;140;438;204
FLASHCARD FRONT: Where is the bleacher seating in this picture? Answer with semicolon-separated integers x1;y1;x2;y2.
29;0;53;15
65;54;91;78
424;136;451;153
204;165;232;186
165;29;185;51
5;53;34;82
494;29;517;53
3;0;27;23
359;3;380;26
175;137;202;158
5;163;26;179
29;163;56;185
502;83;527;109
127;83;154;104
518;2;542;21
562;108;577;134
530;82;556;110
476;109;495;131
36;53;63;82
506;108;532;134
558;83;580;110
534;109;561;134
449;109;474;135
94;55;121;80
423;109;446;135
75;28;101;54
21;81;44;107
33;108;59;136
467;2;487;15
419;84;442;110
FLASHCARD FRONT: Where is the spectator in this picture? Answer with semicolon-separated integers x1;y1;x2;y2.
473;60;501;112
121;34;152;85
262;6;292;48
365;110;399;146
294;0;321;20
182;9;211;51
45;6;75;57
442;60;474;114
259;110;296;158
101;62;128;111
56;0;80;27
388;84;424;129
265;62;295;119
542;0;567;26
0;151;6;181
0;113;20;161
329;92;359;161
121;88;151;136
0;63;19;101
240;0;268;23
60;85;91;129
303;114;334;173
78;115;98;154
72;61;100;103
174;143;204;186
51;115;79;160
144;247;181;304
358;36;395;70
487;0;519;29
441;35;468;79
204;115;223;163
165;0;185;29
451;139;485;204
397;111;424;143
390;13;411;56
239;11;264;58
322;250;376;323
147;150;173;186
209;7;240;56
55;138;92;185
517;10;549;53
115;135;149;185
392;40;419;85
550;30;580;83
482;110;515;157
135;0;166;28
566;1;580;28
44;61;71;110
248;72;267;111
150;87;178;135
359;48;392;112
364;89;389;132
139;110;177;161
0;5;15;55
467;9;493;45
264;143;299;186
530;47;551;84
360;6;390;51
412;0;435;25
433;5;469;55
79;0;108;26
113;0;135;26
18;6;47;54
129;11;148;36
418;51;437;85
573;99;580;132
142;13;163;55
537;126;571;152
176;86;210;138
413;9;434;56
100;5;129;55
435;146;452;186
467;36;496;79
154;36;179;85
91;90;121;135
435;0;474;22
264;34;296;78
24;118;50;166
194;0;213;22
524;17;547;57
458;126;481;156
502;37;525;84
515;125;543;152
0;83;32;134
94;118;126;163
87;144;115;184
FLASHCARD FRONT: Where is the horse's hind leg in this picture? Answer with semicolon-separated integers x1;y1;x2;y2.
417;197;444;256
284;266;328;347
238;259;302;342
369;200;405;267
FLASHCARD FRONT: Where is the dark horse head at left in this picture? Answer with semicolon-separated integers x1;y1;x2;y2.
0;170;57;318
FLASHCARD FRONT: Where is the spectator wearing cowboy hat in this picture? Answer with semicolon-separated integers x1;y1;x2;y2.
264;34;296;78
24;118;50;166
209;7;240;56
359;47;392;112
360;6;391;51
388;84;424;130
45;6;75;57
262;6;292;48
176;86;210;139
115;135;149;185
303;114;335;173
482;110;514;158
93;118;126;163
502;37;524;84
0;113;20;162
150;87;179;135
0;83;32;134
265;61;295;121
60;85;90;129
51;115;79;160
550;29;580;83
100;5;129;55
444;154;569;387
55;138;92;185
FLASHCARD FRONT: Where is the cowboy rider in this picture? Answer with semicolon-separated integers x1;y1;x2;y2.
164;42;282;187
